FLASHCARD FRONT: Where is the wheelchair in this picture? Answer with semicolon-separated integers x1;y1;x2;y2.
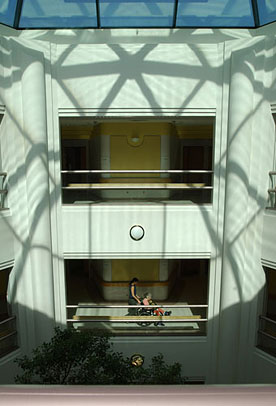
136;305;154;327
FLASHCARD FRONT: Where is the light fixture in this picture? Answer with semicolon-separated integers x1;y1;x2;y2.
130;225;145;241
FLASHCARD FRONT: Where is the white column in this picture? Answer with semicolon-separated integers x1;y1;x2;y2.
20;48;55;345
216;49;255;383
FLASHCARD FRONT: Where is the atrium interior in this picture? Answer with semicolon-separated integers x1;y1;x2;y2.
0;0;276;386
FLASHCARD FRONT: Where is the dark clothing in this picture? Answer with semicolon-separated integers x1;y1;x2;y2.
128;283;138;315
129;283;136;299
128;297;138;315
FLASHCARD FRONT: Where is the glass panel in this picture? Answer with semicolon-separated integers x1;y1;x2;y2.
0;0;17;27
99;0;175;27
19;0;97;28
176;0;255;27
257;0;276;25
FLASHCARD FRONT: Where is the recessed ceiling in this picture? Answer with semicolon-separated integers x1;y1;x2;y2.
0;0;275;29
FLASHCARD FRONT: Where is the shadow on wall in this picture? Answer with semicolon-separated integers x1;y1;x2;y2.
0;294;274;385
0;28;274;384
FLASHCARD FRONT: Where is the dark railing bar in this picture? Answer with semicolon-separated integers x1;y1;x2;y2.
61;170;213;174
0;331;17;342
258;330;276;342
269;171;276;175
66;304;208;309
260;315;276;326
268;189;276;193
0;316;16;325
0;172;7;177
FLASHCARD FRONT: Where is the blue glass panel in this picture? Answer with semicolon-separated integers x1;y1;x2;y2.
19;0;97;28
257;0;276;25
176;0;255;27
0;0;17;27
99;0;175;27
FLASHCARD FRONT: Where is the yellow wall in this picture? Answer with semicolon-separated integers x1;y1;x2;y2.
110;134;160;175
176;125;213;139
111;259;160;281
61;125;93;139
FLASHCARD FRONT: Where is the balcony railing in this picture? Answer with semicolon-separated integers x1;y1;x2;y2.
0;172;8;210
267;171;276;209
0;316;18;358
257;315;276;357
61;170;213;204
66;303;208;335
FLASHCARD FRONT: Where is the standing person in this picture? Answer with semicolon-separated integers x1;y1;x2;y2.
128;277;141;315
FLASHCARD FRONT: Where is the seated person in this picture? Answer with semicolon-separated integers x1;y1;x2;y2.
142;292;171;326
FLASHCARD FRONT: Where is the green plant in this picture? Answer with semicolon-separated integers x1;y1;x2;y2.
15;327;185;385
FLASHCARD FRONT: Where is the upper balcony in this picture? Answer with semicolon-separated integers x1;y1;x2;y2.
267;171;276;210
0;172;8;211
60;118;214;205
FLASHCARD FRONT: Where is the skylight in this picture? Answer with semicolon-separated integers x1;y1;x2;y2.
0;0;275;29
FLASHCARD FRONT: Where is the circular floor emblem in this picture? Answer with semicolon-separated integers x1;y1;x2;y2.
130;225;145;241
130;353;144;367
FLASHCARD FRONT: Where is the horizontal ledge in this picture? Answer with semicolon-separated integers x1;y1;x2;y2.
70;316;205;322
63;184;212;190
61;170;213;174
66;304;208;308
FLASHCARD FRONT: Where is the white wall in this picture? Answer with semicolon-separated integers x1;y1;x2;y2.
55;43;219;111
0;23;276;384
62;205;213;258
251;349;276;384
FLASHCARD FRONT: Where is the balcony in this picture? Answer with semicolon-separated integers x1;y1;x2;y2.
267;171;276;210
60;118;214;205
0;172;7;210
61;169;213;204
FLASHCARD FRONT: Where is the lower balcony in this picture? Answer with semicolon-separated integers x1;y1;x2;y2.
65;258;209;336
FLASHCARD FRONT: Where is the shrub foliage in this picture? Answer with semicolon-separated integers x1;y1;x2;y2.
15;327;185;385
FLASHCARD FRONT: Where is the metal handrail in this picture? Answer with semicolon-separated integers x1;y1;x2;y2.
0;330;17;342
259;315;276;326
0;316;16;326
0;172;7;209
66;304;208;308
67;304;208;323
67;318;207;323
267;171;276;209
258;330;276;342
61;170;213;174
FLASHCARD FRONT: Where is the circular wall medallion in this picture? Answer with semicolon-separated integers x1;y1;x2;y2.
130;353;144;367
130;225;145;241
